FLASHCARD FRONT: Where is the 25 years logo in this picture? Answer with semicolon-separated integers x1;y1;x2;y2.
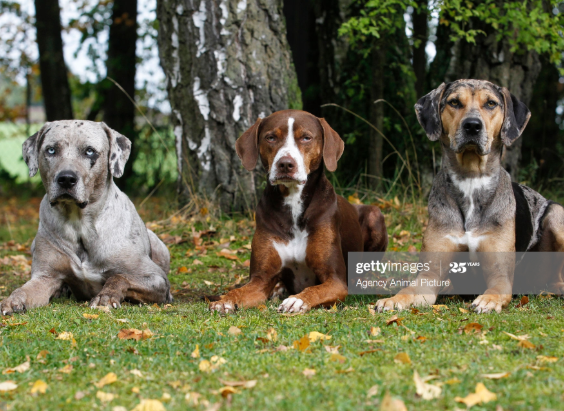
449;261;480;274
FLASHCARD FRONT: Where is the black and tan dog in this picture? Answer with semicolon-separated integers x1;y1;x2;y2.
376;79;564;313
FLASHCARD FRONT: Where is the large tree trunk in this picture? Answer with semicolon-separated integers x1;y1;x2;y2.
369;42;385;189
157;0;301;211
34;0;74;121
104;0;138;183
411;0;428;97
443;15;542;181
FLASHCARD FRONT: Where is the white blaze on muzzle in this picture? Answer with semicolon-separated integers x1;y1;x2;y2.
269;117;308;185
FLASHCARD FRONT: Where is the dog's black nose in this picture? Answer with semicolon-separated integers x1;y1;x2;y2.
277;156;296;174
57;171;78;189
462;118;483;135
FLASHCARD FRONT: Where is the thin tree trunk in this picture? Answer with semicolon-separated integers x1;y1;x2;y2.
157;0;302;211
34;0;74;121
369;42;385;189
104;0;138;183
411;0;428;97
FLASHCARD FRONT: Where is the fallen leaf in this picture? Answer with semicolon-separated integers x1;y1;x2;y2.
219;379;257;389
370;326;381;337
516;295;529;308
459;307;469;313
464;323;483;334
336;367;354;374
191;345;200;358
537;355;558;363
219;386;237;397
130;369;143;377
386;315;403;326
83;313;99;320
503;331;530;341
415;336;427;343
413;370;441;400
481;372;510;379
132;387;140;393
36;350;49;360
302;368;316;377
0;381;17;391
117;328;153;341
359;349;381;356
228;326;242;336
329;353;347;363
366;385;379;398
293;335;310;352
199;360;211;372
266;328;277;341
95;372;117;388
393;352;411;364
308;331;331;342
3;360;30;374
96;391;114;402
324;345;340;354
518;340;535;349
455;382;497;407
56;331;74;340
431;304;448;311
177;266;189;274
30;380;48;394
74;391;86;400
193;259;204;265
380;391;407;411
131;399;166;411
116;319;129;323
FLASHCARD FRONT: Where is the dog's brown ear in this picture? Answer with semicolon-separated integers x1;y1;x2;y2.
235;118;262;171
499;88;531;146
318;117;344;172
414;82;449;141
101;123;132;178
22;123;52;177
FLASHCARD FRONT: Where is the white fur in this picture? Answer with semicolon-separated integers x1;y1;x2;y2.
269;117;308;185
450;174;493;221
278;297;306;313
446;231;485;254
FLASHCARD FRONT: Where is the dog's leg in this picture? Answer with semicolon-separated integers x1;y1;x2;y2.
354;204;388;251
209;242;282;314
536;204;564;294
90;258;171;308
1;276;63;315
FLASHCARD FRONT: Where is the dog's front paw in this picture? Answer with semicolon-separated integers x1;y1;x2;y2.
209;300;237;314
471;293;508;314
90;293;122;309
376;291;436;312
0;291;27;315
277;297;310;313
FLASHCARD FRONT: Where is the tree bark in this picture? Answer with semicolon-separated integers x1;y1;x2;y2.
443;14;542;181
411;0;428;98
157;0;301;211
34;0;74;121
369;42;385;189
104;0;139;183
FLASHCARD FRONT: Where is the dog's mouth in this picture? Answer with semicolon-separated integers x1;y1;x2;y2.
50;193;88;209
455;141;489;156
271;175;306;185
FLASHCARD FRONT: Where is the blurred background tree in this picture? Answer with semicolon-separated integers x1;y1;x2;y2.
0;0;563;209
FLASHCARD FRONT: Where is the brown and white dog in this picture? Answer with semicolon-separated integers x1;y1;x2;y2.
376;79;564;313
209;110;387;314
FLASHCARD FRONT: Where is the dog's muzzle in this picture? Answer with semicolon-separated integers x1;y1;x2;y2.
455;118;489;155
271;155;306;185
50;170;88;208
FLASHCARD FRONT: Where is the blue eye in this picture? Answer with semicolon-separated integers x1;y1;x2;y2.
85;148;95;156
47;147;55;155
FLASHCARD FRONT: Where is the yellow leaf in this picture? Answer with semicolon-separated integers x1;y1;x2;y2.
413;371;441;400
199;360;211;372
132;386;140;393
481;372;510;379
386;315;403;326
56;331;74;341
58;364;73;374
302;368;316;377
518;339;535;349
177;266;189;274
455;382;497;407
228;326;242;336
3;360;30;374
458;307;469;313
394;353;411;364
431;304;448;311
464;323;483;334
131;399;166;411
191;345;200;358
0;381;18;391
308;331;331;342
117;328;154;341
36;350;49;360
329;353;347;363
219;386;237;397
266;328;277;342
94;372;117;388
503;331;530;341
293;335;311;352
95;391;114;402
83;313;99;320
30;380;48;394
130;369;143;377
366;385;379;398
370;326;381;337
380;391;407;411
537;355;558;363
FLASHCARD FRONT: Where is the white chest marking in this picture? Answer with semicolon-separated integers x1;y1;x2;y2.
446;231;485;254
271;184;316;293
269;117;308;185
451;174;493;221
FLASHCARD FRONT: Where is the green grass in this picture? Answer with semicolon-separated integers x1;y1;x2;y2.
1;197;564;410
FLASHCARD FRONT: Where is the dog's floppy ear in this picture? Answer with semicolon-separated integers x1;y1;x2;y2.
236;118;262;171
318;117;344;172
499;88;531;146
22;123;52;177
414;82;449;141
101;123;131;178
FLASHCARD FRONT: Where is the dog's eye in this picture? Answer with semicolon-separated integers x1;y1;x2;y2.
265;134;276;142
301;135;312;142
486;100;498;108
85;148;96;157
46;147;56;155
448;99;461;108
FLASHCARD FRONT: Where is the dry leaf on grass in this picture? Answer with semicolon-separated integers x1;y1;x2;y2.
218;386;237;397
266;328;277;342
393;353;411;364
302;368;316;377
0;381;17;391
459;307;469;313
308;331;331;342
36;350;48;360
83;313;99;320
191;345;200;358
95;372;117;388
464;323;483;334
413;371;441;400
228;326;241;336
293;335;311;352
502;331;530;341
386;315;403;326
96;391;114;402
117;328;154;341
219;379;257;389
324;345;340;354
131;399;166;411
516;295;529;308
130;369;143;377
359;349;381;356
537;355;558;363
329;353;347;363
379;392;407;411
518;340;536;349
370;326;381;337
56;331;74;340
59;364;73;374
30;380;48;394
366;385;379;398
481;372;510;379
455;382;497;407
3;360;30;374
